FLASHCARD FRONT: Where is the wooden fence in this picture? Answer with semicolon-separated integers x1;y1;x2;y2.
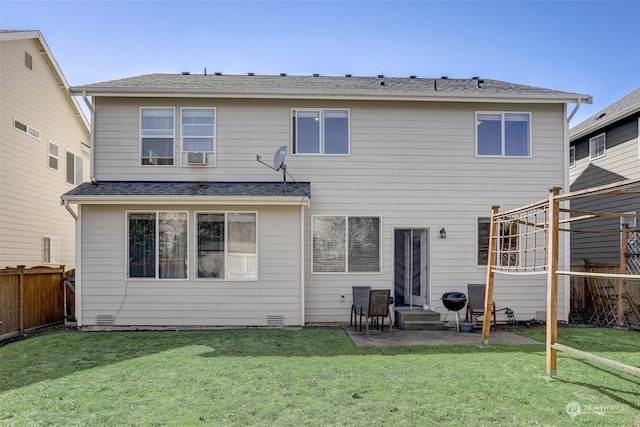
0;265;69;340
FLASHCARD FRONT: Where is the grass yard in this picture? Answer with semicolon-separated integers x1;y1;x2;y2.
1;326;639;426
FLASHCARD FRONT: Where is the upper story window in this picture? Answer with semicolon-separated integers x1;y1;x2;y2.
569;146;576;168
141;107;174;166
476;112;531;157
14;118;40;140
66;151;83;185
312;215;381;273
292;109;349;155
589;133;606;160
43;236;59;264
48;142;59;170
181;108;215;166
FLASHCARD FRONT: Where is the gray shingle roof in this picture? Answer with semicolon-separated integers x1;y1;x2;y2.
63;181;310;200
70;73;590;103
570;88;640;140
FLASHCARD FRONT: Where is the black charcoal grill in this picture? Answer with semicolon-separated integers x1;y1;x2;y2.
441;292;467;331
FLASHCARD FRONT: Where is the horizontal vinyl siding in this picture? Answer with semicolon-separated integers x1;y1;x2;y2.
0;38;89;268
569;116;640;264
91;97;568;323
79;204;303;327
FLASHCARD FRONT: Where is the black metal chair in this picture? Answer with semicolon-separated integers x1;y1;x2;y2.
466;283;497;330
362;289;393;338
350;286;371;331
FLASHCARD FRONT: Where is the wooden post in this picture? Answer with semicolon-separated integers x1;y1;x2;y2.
618;225;628;327
546;188;560;376
482;205;500;345
18;265;25;332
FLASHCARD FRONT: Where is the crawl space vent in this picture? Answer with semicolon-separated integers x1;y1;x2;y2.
267;315;285;326
96;314;114;326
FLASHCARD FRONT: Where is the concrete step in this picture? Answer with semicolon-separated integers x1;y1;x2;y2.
400;320;451;331
395;308;441;322
395;308;457;330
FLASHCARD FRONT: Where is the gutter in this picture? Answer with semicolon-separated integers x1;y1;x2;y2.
61;194;311;207
69;88;593;105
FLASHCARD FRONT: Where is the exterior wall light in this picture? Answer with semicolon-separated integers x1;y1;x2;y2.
439;227;447;239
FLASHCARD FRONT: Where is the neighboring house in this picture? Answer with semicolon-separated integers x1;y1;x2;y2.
63;73;590;328
569;88;640;264
0;30;90;269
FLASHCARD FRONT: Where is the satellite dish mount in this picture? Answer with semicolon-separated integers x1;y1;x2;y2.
256;145;289;194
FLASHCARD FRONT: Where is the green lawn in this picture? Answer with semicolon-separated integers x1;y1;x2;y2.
1;327;638;426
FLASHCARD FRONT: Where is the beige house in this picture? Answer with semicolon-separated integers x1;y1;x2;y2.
0;30;90;269
63;73;590;328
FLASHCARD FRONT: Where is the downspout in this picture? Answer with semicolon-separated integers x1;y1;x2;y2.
81;91;97;183
300;203;305;326
562;103;571;322
63;199;78;221
567;98;582;124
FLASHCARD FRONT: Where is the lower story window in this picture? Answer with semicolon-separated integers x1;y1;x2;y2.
197;212;257;279
312;215;381;273
128;212;188;279
477;217;519;267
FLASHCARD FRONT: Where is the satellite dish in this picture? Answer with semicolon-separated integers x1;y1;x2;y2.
273;145;287;171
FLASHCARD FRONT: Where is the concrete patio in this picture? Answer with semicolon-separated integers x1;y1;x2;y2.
343;324;542;347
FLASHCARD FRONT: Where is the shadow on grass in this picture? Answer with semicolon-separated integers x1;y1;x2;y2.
1;327;546;392
555;360;640;411
2;326;638;403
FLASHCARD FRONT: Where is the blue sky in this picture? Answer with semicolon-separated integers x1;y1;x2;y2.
1;0;639;126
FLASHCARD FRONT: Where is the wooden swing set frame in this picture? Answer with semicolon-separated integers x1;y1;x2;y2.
482;177;640;377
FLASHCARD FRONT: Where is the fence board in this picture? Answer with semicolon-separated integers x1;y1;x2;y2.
1;266;67;340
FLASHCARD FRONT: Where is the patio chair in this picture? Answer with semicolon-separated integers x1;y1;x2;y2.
466;283;497;330
351;286;371;331
363;289;393;338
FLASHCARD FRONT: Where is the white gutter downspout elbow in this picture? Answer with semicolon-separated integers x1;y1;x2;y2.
567;98;582;123
81;91;97;183
63;199;78;222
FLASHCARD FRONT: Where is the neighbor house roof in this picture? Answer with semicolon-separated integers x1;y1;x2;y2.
570;87;640;141
1;30;90;134
62;181;310;206
69;73;591;104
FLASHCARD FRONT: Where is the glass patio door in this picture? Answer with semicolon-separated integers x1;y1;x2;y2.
394;228;429;307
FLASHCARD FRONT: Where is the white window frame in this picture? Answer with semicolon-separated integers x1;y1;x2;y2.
13;118;40;140
140;107;175;166
195;211;258;281
311;215;381;274
180;107;216;167
569;146;576;168
475;111;532;157
476;216;490;267
126;211;189;280
621;211;637;229
292;108;350;155
48;141;59;170
42;236;59;264
589;133;606;160
66;150;83;185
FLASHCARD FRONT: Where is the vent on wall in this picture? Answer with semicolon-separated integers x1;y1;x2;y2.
267;315;285;326
24;51;32;70
96;314;114;326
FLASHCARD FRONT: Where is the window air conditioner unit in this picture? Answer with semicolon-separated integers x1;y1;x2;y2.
185;151;207;165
